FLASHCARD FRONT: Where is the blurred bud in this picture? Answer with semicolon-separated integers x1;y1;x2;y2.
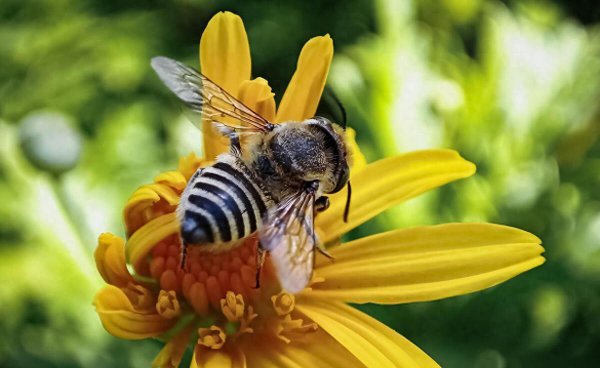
530;286;570;348
473;349;505;368
19;111;82;175
432;80;464;113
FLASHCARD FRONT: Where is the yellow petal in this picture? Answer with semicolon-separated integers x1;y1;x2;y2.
127;212;179;270
297;299;439;368
315;149;476;242
191;345;246;368
237;78;276;122
95;233;134;287
276;35;333;122
244;329;364;368
310;223;545;304
345;127;367;174
178;153;205;181
93;285;174;339
200;12;251;96
155;170;188;192
123;186;159;235
123;183;180;236
152;326;194;368
200;11;251;159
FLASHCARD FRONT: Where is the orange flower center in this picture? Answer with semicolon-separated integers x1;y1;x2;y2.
149;235;263;314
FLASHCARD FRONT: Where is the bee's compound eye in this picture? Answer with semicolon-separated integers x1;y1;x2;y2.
331;166;349;194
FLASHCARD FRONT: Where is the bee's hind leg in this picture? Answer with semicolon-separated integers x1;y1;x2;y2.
179;242;189;271
254;246;266;289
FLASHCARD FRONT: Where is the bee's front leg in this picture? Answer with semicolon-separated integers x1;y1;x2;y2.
315;196;330;213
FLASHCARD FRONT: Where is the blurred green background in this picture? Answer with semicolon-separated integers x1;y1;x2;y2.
1;0;599;367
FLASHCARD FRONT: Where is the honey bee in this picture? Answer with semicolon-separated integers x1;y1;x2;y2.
151;56;351;293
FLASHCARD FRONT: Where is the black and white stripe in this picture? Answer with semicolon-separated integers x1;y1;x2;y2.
180;158;270;244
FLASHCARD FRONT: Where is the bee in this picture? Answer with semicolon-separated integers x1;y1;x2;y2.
151;56;351;293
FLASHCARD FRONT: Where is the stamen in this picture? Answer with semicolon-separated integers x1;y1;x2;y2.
271;292;295;316
156;290;182;319
220;291;245;322
151;237;263;316
198;326;226;350
275;314;318;344
238;305;257;335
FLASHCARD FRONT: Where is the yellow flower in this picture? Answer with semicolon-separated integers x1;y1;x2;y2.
93;11;545;367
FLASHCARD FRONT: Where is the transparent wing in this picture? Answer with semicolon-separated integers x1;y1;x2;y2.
151;56;273;134
260;190;317;293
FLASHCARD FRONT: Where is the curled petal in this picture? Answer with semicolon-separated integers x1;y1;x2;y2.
311;223;545;304
123;183;180;236
238;78;276;122
93;285;174;339
276;35;334;122
316;149;476;241
297;299;439;368
123;187;158;235
95;233;134;287
124;283;155;311
127;212;179;271
200;11;251;159
155;171;188;192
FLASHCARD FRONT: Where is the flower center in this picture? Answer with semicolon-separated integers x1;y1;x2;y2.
144;226;318;349
149;236;261;314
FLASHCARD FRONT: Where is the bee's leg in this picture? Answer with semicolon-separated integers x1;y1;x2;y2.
229;133;242;155
315;196;330;213
314;197;333;261
316;242;335;262
254;246;266;289
179;242;189;271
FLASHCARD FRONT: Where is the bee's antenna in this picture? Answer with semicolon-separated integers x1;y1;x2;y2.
321;87;347;129
343;181;352;223
333;94;347;129
329;88;347;129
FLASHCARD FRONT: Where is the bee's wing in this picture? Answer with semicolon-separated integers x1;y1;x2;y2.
259;190;317;293
151;56;273;134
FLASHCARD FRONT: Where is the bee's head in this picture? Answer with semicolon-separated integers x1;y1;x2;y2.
306;116;350;194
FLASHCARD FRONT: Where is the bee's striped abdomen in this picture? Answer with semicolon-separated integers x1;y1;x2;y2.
180;159;270;245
